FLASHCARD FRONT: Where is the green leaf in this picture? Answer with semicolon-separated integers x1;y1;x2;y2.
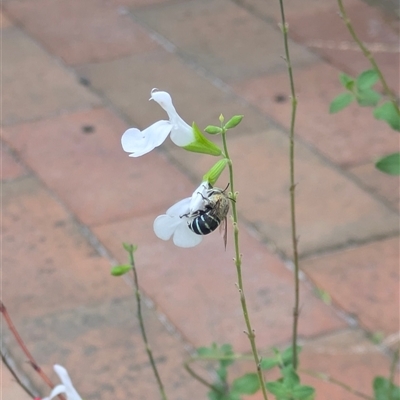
231;373;260;394
122;243;137;253
205;125;223;135
224;115;244;130
373;376;400;400
282;366;300;388
202;159;229;186
216;366;228;381
260;357;279;370
356;89;381;107
373;101;400;131
281;346;302;367
292;385;315;400
339;73;354;90
329;92;354;113
375;152;400;175
266;381;288;397
110;264;132;276
356;69;379;90
183;123;222;156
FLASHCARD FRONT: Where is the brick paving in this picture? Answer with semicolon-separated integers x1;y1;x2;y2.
1;0;399;399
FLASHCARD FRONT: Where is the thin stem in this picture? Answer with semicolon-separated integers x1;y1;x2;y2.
301;369;373;400
0;301;65;400
127;249;168;400
278;0;300;370
221;130;269;400
1;350;37;398
337;0;399;112
184;359;225;395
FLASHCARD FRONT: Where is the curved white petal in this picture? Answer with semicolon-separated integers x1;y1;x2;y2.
153;215;181;240
53;365;82;400
121;120;172;157
173;221;203;248
42;385;67;400
189;182;210;213
150;89;195;147
166;197;191;216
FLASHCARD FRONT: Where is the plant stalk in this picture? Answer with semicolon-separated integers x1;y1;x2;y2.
221;131;269;400
337;0;399;113
278;0;300;370
127;249;168;400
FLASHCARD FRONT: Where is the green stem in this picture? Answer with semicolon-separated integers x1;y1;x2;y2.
184;359;225;395
128;249;168;400
301;369;373;400
389;347;399;400
337;0;399;113
221;130;269;400
278;0;300;370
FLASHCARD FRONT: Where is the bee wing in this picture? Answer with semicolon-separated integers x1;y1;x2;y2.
219;217;228;250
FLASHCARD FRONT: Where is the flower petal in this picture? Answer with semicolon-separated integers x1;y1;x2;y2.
166;197;191;216
173;221;203;248
53;365;82;400
153;215;181;241
121;120;172;157
150;89;194;147
189;182;210;213
42;385;67;400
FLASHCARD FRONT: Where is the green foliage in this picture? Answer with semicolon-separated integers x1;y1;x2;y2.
373;376;400;400
205;125;224;135
122;243;137;253
266;367;315;400
329;92;354;113
374;102;400;131
203;159;229;186
110;264;132;276
356;69;379;90
260;346;302;371
224;115;244;130
183;123;222;156
375;153;400;175
231;373;260;395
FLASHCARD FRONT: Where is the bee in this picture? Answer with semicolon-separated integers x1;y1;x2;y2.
183;184;231;248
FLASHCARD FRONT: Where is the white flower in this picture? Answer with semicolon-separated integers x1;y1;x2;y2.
42;365;81;400
153;182;210;248
121;89;195;157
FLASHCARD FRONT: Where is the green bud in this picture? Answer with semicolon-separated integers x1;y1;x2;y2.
224;115;244;130
204;125;223;135
111;264;132;276
203;158;229;186
183;122;222;156
219;114;224;124
122;243;138;253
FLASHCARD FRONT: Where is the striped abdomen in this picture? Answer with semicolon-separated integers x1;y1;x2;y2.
188;211;220;235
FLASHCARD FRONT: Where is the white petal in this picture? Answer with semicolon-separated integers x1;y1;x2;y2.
189;182;210;213
150;90;176;118
121;121;172;157
153;215;181;240
53;365;82;400
173;221;203;248
42;385;67;400
166;197;191;216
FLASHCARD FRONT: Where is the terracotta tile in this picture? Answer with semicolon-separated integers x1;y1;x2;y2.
76;50;269;135
2;28;100;125
234;0;359;21
288;1;400;91
0;10;13;28
1;141;27;181
1;176;130;319
3;298;207;400
234;62;399;167
93;212;346;353
302;237;400;336
349;161;400;212
166;127;399;256
133;0;319;82
4;0;159;66
2;108;195;226
299;329;399;400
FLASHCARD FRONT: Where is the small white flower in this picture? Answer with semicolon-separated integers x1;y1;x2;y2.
42;365;82;400
121;89;195;157
153;182;210;248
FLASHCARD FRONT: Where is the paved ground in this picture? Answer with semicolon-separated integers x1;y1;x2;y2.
1;0;399;399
